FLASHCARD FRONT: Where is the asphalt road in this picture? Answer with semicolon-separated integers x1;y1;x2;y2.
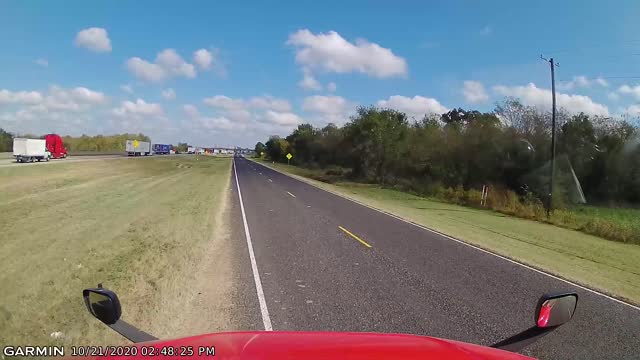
0;154;126;167
0;153;193;167
230;157;639;359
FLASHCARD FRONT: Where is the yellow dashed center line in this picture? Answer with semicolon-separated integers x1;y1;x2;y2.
286;191;296;198
338;226;372;248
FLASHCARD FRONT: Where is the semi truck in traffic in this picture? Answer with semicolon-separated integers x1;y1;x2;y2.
125;140;151;156
13;138;50;163
152;144;171;155
44;134;67;158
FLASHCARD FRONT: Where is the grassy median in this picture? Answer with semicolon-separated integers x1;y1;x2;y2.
254;159;640;306
0;156;233;346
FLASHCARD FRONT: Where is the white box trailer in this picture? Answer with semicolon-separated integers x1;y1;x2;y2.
125;140;151;156
13;138;50;163
187;146;195;154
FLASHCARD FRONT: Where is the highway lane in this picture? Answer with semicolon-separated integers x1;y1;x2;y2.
0;153;193;167
232;157;639;359
0;154;126;167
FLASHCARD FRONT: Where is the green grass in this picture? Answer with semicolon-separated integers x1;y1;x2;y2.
0;156;233;346
255;159;640;305
568;205;640;228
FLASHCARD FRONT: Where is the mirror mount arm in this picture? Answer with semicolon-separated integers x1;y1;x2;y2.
490;326;557;352
109;320;158;343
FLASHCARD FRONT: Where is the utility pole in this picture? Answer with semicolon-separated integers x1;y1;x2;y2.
541;55;559;217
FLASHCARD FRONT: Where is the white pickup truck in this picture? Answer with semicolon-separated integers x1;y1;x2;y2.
13;138;51;163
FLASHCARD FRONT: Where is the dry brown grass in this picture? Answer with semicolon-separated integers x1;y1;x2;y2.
0;156;233;346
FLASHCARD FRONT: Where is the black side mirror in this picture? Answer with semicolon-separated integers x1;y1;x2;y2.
83;284;121;325
491;292;578;352
535;292;578;328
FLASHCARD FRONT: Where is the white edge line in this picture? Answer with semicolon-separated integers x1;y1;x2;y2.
233;159;274;329
250;159;640;311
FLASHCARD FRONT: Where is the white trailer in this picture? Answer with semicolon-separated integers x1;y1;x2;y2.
13;138;50;163
187;146;195;154
125;140;151;156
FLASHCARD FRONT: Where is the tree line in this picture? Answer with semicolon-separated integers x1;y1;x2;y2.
0;130;152;152
257;98;640;207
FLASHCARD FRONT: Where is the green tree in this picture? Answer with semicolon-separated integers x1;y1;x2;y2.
254;142;266;156
0;128;13;152
265;136;290;162
286;124;319;164
177;142;189;152
344;106;408;183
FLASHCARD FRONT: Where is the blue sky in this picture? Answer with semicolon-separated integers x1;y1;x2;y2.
1;0;639;147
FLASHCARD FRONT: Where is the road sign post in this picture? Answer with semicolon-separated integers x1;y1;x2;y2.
286;153;292;165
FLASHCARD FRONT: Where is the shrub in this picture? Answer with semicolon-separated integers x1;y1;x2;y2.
463;189;483;207
325;166;344;176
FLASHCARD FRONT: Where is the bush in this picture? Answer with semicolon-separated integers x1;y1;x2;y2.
463;189;483;207
325;166;344;176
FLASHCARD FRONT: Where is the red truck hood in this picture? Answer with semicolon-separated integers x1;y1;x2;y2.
89;331;533;360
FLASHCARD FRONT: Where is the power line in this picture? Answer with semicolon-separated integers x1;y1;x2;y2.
544;40;640;54
557;76;640;83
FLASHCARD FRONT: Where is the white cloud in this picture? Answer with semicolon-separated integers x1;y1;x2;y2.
0;86;111;137
112;98;163;118
302;95;356;125
0;86;106;112
183;104;200;118
193;49;214;70
249;96;292;112
74;27;112;53
302;95;349;113
34;58;48;67
0;89;43;105
299;69;322;91
120;84;133;94
608;92;620;101
126;49;198;83
203;95;246;110
287;29;408;78
376;95;448;118
493;82;609;116
201;94;299;127
161;88;176;100
264;110;303;126
203;95;292;113
462;80;489;104
156;49;196;78
595;77;609;87
623;104;640;116
186;95;302;138
126;57;167;83
618;84;640;100
558;76;609;91
55;86;107;104
192;116;244;131
327;82;337;92
480;25;492;36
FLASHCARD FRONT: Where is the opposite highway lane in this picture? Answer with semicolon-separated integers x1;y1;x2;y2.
232;157;639;360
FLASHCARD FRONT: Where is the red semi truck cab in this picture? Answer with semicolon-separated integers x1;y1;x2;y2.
44;134;67;159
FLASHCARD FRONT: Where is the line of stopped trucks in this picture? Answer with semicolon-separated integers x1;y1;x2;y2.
11;136;250;163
